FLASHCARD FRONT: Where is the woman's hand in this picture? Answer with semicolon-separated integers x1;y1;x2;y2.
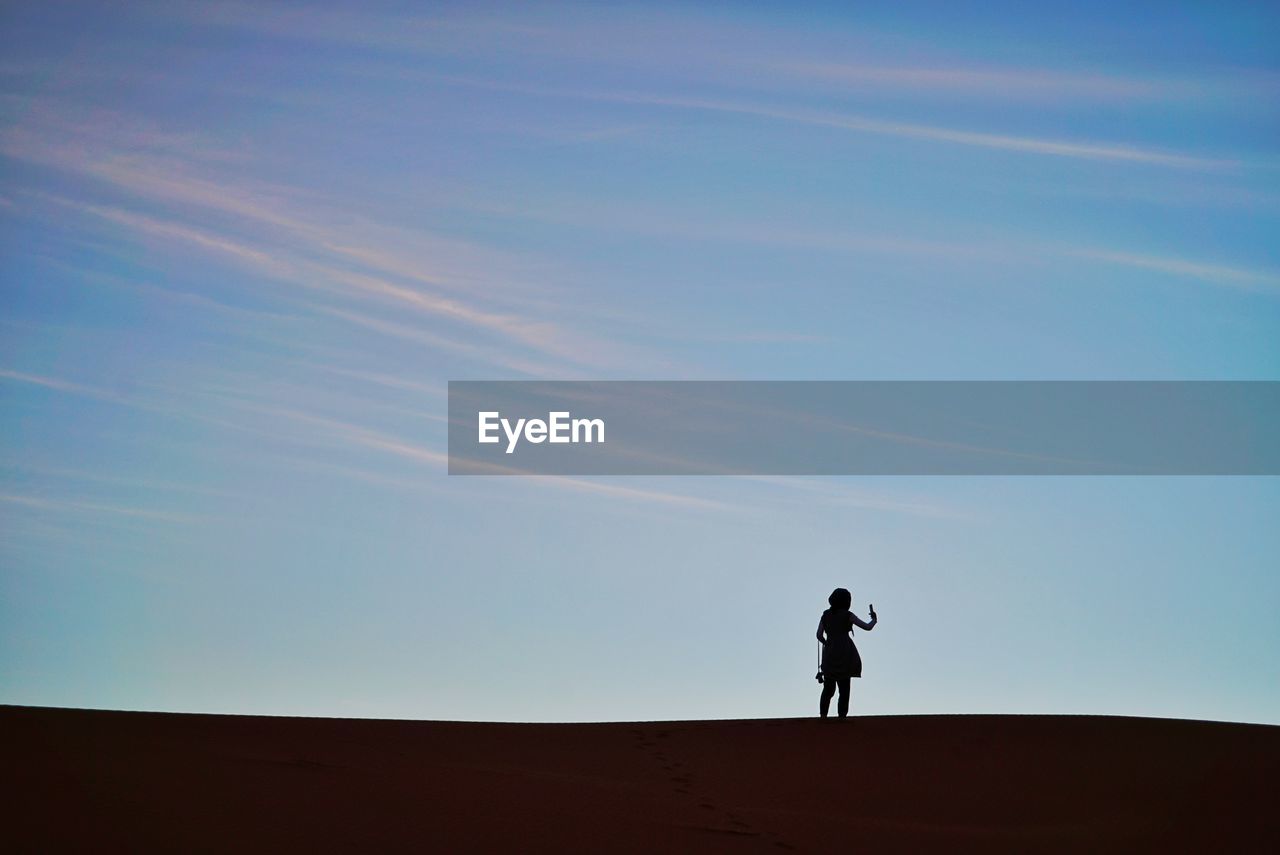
869;603;878;622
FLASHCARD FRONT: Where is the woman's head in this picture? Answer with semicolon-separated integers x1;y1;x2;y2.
828;587;851;610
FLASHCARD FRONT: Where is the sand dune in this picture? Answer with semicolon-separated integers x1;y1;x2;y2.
4;705;1277;853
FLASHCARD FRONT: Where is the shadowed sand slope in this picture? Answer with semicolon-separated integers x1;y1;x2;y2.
4;706;1277;853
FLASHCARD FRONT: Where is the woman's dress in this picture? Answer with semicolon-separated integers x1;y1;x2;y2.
819;607;863;679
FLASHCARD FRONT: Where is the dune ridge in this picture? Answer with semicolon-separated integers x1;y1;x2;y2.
4;704;1277;853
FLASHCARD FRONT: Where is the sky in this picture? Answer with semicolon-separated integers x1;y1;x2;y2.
1;1;1278;724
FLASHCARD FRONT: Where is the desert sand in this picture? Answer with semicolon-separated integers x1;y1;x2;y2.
4;705;1277;853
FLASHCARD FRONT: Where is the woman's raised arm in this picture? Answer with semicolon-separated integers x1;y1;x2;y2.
852;608;877;631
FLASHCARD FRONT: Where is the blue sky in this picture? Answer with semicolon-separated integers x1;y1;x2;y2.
2;1;1278;723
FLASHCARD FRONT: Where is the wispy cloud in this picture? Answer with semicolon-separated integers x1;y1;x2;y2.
34;258;302;323
0;462;242;500
218;399;732;510
163;3;1275;110
452;196;1280;295
1070;249;1280;292
300;364;446;401
741;475;971;520
0;368;121;400
427;75;1234;170
3;358;737;514
449;461;734;511
0;492;205;523
1;363;347;446
30;191;597;369
311;306;576;378
253;453;443;493
777;63;1202;102
3;118;639;374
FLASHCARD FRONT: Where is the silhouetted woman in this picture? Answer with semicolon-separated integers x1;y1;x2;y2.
816;588;877;718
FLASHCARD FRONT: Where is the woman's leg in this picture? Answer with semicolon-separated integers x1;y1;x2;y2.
819;677;836;717
836;677;851;718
